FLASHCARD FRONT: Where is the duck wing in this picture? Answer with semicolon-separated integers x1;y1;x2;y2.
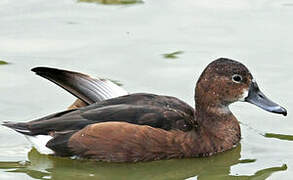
31;67;128;106
3;93;195;136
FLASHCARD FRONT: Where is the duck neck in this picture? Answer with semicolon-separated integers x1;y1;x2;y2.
189;101;241;156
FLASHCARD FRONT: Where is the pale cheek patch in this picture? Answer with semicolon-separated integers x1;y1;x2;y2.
238;88;249;102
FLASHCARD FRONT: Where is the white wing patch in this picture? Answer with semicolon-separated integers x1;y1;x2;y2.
94;78;128;101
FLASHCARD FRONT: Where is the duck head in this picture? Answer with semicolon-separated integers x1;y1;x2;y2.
195;58;287;116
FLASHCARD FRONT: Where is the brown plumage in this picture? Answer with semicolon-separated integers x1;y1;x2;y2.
68;99;88;110
48;116;239;162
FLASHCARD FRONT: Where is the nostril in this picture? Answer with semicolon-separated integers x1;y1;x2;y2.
259;93;264;98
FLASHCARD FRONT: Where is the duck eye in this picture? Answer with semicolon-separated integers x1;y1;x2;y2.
232;74;242;83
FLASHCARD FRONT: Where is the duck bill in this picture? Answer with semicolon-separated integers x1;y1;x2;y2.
245;81;287;116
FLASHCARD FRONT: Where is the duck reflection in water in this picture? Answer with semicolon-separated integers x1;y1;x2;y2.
0;145;287;180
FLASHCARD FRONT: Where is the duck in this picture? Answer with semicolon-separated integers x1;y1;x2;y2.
2;58;287;162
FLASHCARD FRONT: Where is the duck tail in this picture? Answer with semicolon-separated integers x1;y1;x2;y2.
2;121;33;135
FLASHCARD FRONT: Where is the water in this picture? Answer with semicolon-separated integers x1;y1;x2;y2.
0;0;292;179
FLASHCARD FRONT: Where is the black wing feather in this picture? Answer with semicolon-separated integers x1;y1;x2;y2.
31;67;128;105
3;93;195;136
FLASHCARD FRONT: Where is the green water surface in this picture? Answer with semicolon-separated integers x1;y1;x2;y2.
0;0;292;179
